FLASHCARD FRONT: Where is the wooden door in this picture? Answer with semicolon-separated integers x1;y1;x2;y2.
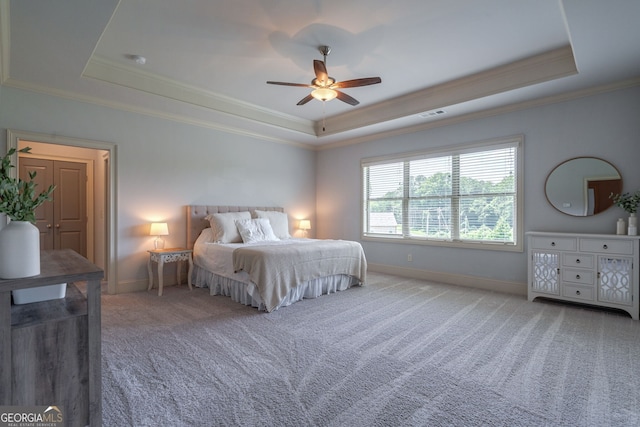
19;158;87;257
54;161;87;256
19;158;54;249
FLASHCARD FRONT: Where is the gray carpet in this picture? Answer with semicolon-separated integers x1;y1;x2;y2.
101;273;640;426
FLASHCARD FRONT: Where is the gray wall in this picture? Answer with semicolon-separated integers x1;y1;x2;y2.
0;86;316;291
316;86;640;289
2;83;639;293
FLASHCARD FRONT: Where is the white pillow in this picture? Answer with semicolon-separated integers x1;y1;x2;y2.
235;218;279;244
205;211;251;243
254;210;290;239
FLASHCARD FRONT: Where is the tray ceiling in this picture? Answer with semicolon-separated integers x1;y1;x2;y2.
2;0;639;148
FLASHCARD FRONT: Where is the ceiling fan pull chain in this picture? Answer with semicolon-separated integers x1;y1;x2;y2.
322;102;327;132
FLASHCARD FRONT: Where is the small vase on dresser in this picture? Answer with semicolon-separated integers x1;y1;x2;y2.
629;213;638;235
610;191;640;235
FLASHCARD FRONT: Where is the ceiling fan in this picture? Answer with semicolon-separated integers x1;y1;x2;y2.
267;45;382;106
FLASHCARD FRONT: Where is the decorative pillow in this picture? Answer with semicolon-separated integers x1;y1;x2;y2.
205;211;251;243
254;210;290;239
235;218;279;244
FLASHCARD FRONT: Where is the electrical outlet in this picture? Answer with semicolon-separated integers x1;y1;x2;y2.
407;254;412;262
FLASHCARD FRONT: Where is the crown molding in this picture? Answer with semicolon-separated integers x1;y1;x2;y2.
83;56;316;136
317;76;640;151
2;77;313;150
319;45;578;136
5;71;638;154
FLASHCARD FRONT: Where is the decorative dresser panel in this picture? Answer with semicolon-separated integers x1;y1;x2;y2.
527;232;639;320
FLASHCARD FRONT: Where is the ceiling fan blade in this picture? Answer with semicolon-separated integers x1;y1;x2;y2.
266;81;312;87
297;94;315;105
313;60;330;85
332;77;382;89
335;90;359;106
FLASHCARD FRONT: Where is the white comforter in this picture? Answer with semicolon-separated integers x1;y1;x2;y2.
193;231;367;311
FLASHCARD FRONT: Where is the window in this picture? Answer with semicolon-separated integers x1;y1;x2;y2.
362;136;523;251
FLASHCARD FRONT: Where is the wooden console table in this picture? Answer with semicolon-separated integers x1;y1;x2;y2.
0;249;104;427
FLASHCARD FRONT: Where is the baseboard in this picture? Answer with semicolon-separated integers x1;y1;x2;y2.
115;279;148;294
116;266;527;296
115;275;189;294
368;263;527;296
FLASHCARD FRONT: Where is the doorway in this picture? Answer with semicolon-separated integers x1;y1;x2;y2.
20;158;88;257
7;130;117;294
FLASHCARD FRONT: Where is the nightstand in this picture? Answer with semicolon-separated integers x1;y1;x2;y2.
147;248;193;296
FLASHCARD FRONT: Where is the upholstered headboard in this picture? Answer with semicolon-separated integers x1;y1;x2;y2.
186;205;285;249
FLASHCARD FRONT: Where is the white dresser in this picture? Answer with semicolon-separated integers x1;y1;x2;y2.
527;232;639;320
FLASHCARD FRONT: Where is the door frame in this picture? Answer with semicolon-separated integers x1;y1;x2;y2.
7;129;118;295
20;156;93;259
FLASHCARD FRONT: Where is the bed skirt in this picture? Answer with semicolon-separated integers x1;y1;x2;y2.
193;265;360;311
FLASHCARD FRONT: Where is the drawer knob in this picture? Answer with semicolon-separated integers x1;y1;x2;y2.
576;259;580;264
576;274;581;280
576;290;581;296
551;242;556;247
603;244;608;250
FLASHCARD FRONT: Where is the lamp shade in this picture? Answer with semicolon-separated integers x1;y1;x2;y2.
299;219;311;230
149;222;169;236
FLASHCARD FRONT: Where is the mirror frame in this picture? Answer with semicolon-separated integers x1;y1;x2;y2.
545;157;622;217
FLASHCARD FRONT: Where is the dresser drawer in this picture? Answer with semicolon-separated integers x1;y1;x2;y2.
561;268;594;285
562;253;594;269
562;284;595;301
530;236;576;251
579;238;634;255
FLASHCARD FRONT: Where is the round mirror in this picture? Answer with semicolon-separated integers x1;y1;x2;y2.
545;157;622;216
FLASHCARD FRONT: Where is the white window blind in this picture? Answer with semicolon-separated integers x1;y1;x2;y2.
362;137;522;250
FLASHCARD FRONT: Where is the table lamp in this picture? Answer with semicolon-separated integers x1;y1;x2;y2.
299;219;311;237
150;222;169;249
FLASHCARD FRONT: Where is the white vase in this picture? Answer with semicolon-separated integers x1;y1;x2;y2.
629;213;638;236
0;220;40;279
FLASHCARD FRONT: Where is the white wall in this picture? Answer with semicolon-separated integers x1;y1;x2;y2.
317;86;640;292
0;86;316;292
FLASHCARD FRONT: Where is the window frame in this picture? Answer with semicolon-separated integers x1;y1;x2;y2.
361;135;524;252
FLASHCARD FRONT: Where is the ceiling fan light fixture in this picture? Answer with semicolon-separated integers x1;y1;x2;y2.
311;87;338;102
266;45;381;106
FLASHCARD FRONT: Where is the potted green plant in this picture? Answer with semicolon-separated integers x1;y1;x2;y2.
610;191;640;214
610;191;640;235
0;147;55;279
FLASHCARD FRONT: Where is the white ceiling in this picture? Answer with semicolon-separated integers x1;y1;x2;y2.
2;0;639;148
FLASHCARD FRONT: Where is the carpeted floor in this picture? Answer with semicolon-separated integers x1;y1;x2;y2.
101;272;640;426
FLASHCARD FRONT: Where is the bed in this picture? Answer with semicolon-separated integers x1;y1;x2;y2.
187;205;367;311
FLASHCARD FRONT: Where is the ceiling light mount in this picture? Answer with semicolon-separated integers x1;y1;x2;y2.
319;45;331;58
